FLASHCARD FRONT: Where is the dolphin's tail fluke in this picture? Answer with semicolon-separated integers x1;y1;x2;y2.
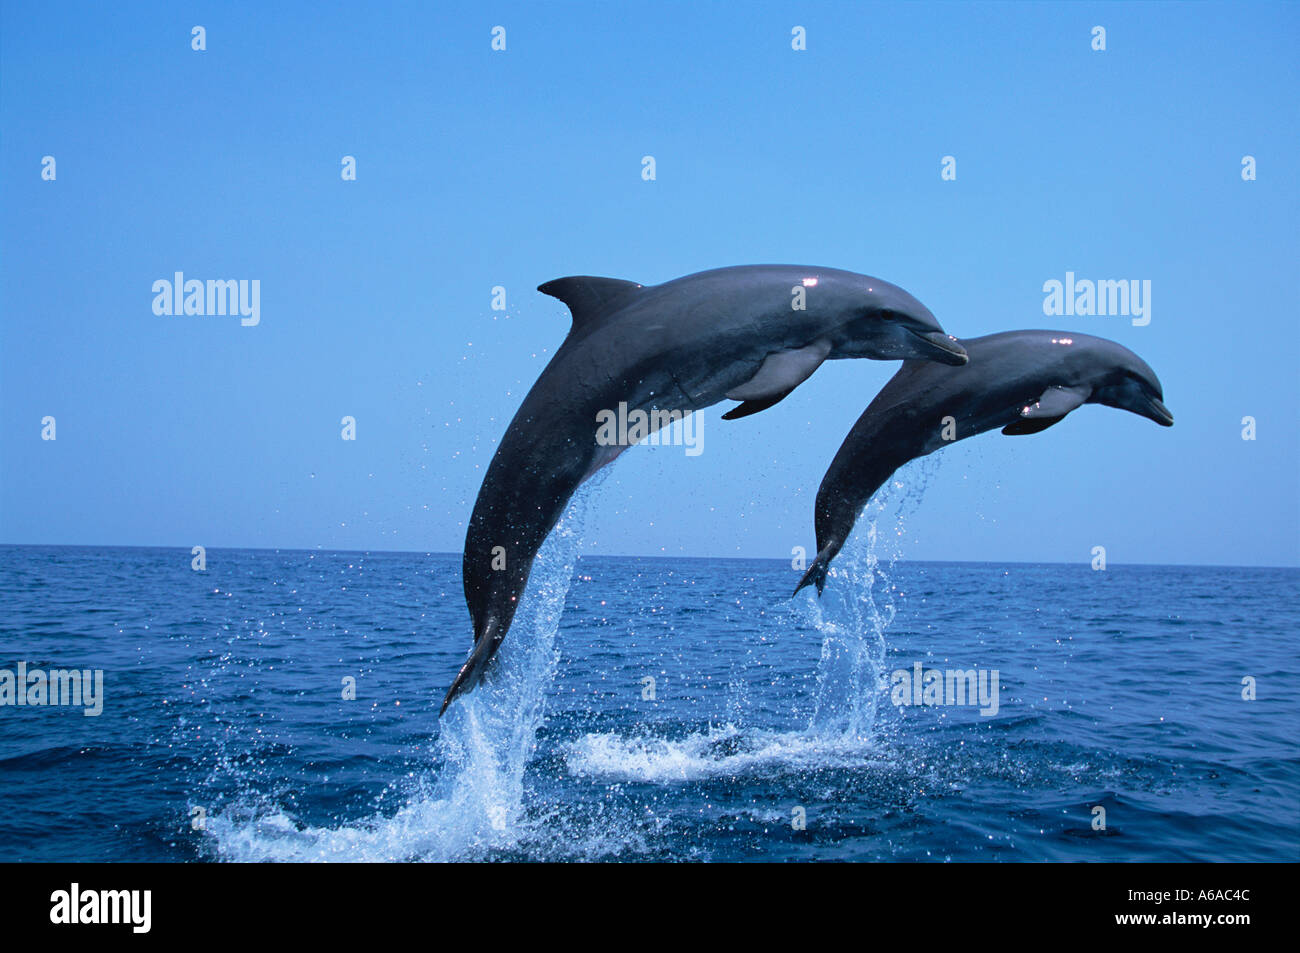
792;540;841;598
440;621;503;715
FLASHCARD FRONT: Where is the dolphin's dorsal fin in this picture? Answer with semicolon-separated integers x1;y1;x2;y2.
538;276;643;328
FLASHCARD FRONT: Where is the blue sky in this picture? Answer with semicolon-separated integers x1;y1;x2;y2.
2;1;1296;567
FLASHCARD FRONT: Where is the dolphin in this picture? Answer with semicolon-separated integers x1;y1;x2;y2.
442;265;969;712
794;329;1173;596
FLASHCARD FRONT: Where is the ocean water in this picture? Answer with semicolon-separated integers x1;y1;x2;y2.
1;506;1297;862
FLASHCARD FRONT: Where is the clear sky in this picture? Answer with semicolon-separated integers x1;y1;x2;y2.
2;1;1296;567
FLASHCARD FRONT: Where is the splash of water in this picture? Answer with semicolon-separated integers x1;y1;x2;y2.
565;723;893;783
425;485;593;849
203;483;597;861
800;457;941;741
558;459;945;787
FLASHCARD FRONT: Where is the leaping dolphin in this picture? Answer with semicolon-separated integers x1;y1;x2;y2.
443;265;969;712
794;329;1173;596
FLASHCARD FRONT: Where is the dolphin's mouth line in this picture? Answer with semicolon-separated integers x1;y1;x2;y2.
909;329;969;365
1145;394;1175;426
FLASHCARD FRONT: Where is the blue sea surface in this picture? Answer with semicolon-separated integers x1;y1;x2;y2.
1;517;1297;861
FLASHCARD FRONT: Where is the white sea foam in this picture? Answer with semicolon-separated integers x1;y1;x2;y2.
564;723;886;783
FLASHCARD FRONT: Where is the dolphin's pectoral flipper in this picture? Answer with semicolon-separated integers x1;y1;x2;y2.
726;339;833;400
1001;385;1088;435
1022;384;1089;418
538;276;643;329
721;392;789;420
1001;416;1065;436
722;338;832;419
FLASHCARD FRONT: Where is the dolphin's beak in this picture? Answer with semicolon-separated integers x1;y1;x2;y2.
909;329;969;366
1141;394;1175;426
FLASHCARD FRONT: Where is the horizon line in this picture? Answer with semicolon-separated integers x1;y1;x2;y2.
0;541;1294;572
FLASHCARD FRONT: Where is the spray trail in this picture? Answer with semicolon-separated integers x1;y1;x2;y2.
560;460;946;788
800;457;940;741
203;484;597;861
427;484;594;848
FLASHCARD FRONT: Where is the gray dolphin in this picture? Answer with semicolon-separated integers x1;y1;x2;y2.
794;329;1173;596
443;265;969;712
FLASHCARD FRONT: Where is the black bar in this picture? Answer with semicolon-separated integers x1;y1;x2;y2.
1;862;1279;939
